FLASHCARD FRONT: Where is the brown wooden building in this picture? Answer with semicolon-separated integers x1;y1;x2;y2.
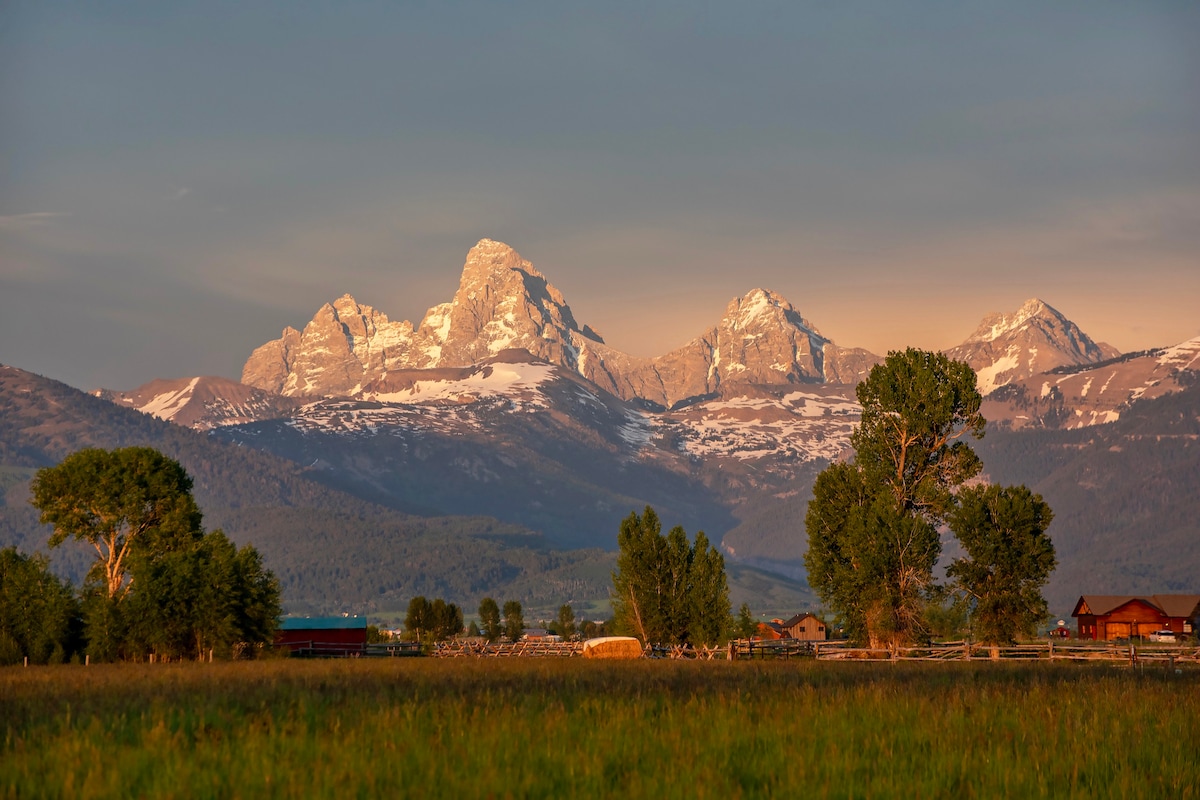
1072;595;1200;641
756;613;827;641
778;613;827;641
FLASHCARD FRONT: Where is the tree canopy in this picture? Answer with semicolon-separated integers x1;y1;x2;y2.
405;596;464;642
947;484;1057;644
28;447;280;660
805;349;987;648
478;597;502;643
0;547;80;664
611;506;730;646
502;600;525;642
31;447;204;599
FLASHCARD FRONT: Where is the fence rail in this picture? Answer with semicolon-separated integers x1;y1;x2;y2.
432;640;585;658
279;636;1200;665
811;640;1200;665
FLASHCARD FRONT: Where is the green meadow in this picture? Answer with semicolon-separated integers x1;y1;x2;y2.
3;659;1197;799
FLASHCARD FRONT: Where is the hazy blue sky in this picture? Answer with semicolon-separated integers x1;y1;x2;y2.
2;2;1197;390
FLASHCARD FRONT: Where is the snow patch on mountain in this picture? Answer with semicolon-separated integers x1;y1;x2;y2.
660;390;860;463
974;350;1021;396
139;378;201;422
367;362;556;406
1158;336;1200;369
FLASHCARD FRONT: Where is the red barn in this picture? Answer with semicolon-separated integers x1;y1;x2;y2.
275;616;369;656
1072;595;1200;641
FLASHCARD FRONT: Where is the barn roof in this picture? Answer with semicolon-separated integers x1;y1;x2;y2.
1072;595;1200;618
1154;595;1200;618
278;616;369;631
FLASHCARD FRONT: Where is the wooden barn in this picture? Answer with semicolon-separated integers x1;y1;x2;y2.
275;616;369;656
756;613;827;641
1072;595;1200;641
778;613;827;641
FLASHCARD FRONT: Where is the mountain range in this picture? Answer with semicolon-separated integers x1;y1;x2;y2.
6;239;1197;617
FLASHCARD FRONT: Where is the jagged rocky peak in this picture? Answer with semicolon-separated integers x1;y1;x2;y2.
966;298;1059;343
606;288;881;410
946;297;1120;396
242;293;417;397
416;238;599;369
721;288;816;335
239;238;881;405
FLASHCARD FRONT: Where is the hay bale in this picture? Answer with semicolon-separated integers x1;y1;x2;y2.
581;636;644;660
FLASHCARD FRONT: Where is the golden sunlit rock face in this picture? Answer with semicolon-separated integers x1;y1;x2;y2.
240;239;887;407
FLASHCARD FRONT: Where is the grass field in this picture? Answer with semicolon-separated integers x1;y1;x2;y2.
3;659;1198;799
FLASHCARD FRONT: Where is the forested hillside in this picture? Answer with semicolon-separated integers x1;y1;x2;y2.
0;365;613;614
1;365;813;617
973;382;1200;613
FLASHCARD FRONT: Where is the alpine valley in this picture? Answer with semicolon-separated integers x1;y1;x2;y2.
3;240;1198;618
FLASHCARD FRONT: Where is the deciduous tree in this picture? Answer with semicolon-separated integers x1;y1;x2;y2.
502;600;524;642
479;597;502;643
947;484;1056;645
556;603;576;640
611;507;730;646
734;603;757;640
30;448;279;661
805;349;985;648
0;547;80;664
429;598;463;642
31;447;204;599
406;596;433;641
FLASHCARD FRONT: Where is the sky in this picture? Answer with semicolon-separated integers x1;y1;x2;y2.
2;1;1198;391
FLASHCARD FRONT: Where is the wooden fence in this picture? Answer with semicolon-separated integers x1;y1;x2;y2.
808;640;1200;666
432;640;585;658
288;637;1200;666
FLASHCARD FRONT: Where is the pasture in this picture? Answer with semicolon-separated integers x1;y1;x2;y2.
2;659;1197;798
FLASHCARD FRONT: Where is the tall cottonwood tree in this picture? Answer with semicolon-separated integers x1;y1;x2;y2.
947;484;1056;645
805;349;985;648
32;447;204;599
30;447;280;660
611;506;730;646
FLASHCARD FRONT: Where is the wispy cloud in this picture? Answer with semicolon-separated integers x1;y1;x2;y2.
0;212;70;231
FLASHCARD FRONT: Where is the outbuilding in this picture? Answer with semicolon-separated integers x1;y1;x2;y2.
778;613;828;641
275;616;369;656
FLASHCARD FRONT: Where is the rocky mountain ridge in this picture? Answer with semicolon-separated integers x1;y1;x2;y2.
242;239;883;409
981;337;1200;430
945;298;1120;395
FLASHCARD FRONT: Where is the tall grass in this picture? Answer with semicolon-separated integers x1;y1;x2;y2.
3;660;1197;798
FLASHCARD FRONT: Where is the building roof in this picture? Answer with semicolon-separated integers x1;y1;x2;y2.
278;616;369;631
780;613;824;629
1072;595;1200;619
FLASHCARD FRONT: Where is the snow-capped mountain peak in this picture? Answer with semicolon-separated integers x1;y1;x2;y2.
966;297;1056;343
240;240;882;404
946;298;1119;395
